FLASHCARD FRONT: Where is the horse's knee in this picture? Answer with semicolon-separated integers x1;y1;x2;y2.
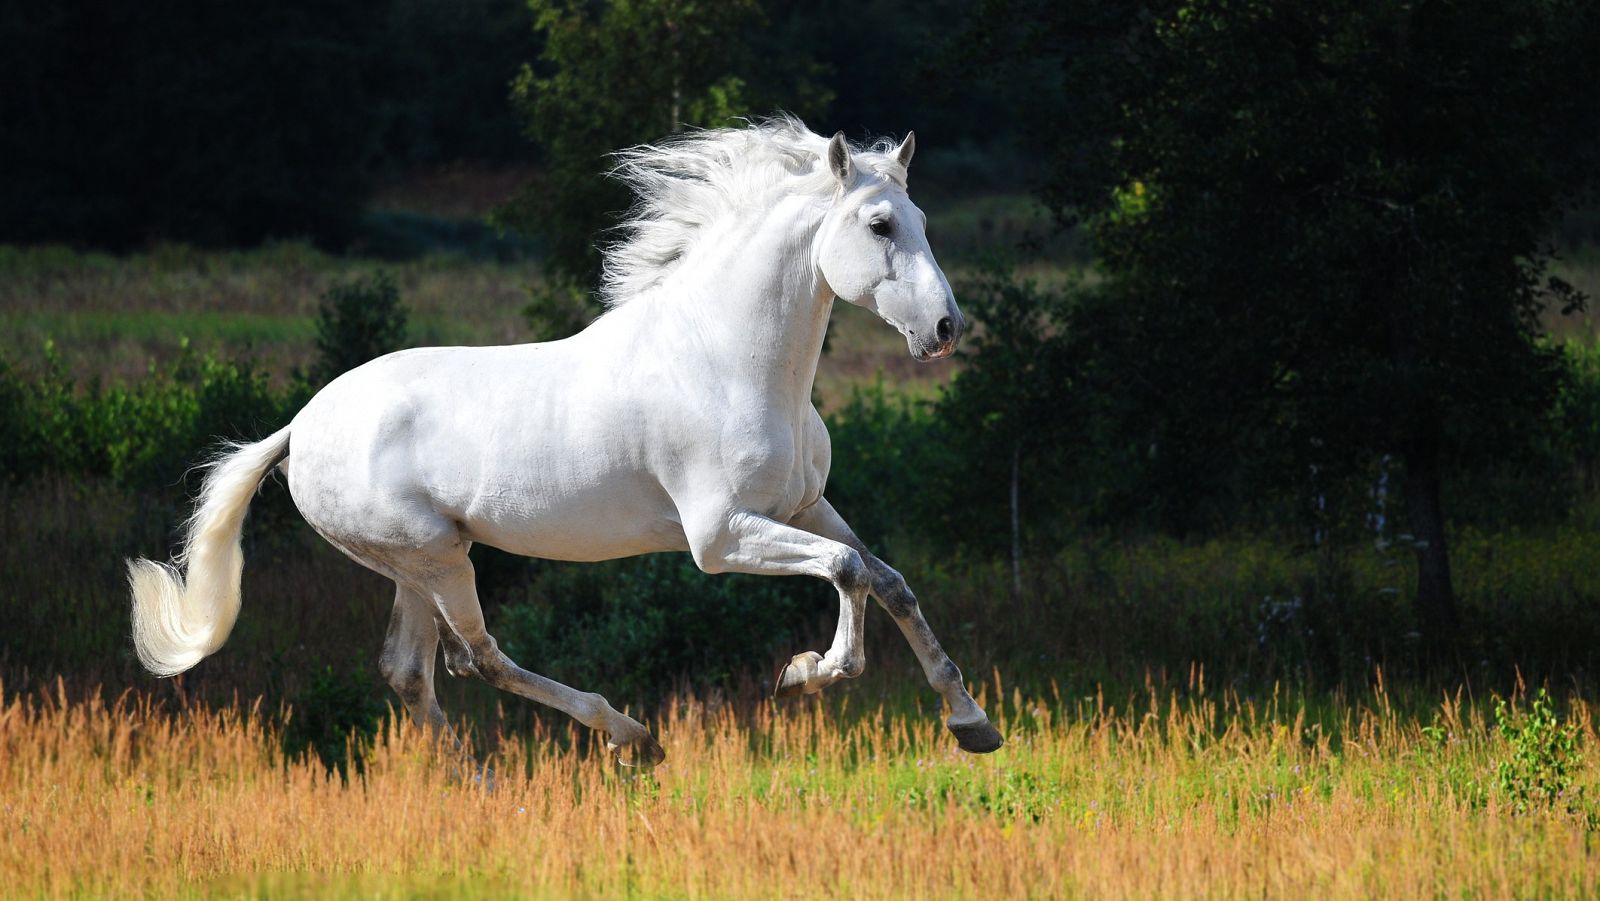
442;652;475;679
427;612;481;680
448;634;506;681
832;547;870;596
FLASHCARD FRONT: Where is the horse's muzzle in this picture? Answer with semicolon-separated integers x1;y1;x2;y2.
911;315;961;361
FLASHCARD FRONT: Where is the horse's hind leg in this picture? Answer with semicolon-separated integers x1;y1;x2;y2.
379;582;450;736
408;548;666;768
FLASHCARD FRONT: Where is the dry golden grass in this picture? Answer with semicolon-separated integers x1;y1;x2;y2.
4;676;1599;899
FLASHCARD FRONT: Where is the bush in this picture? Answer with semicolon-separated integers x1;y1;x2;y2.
313;272;409;384
1557;338;1600;497
490;554;821;706
282;663;388;779
0;342;302;489
823;379;944;554
1494;688;1585;816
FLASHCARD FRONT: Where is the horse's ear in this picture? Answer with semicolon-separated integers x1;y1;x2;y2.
827;131;853;185
895;131;915;170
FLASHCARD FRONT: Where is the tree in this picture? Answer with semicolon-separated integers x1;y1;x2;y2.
965;0;1600;645
932;265;1078;590
493;0;831;320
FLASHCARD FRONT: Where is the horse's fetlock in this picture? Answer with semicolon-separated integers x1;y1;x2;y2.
936;660;963;691
836;655;866;680
581;691;616;723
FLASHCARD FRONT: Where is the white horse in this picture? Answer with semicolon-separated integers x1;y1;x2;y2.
127;117;1003;765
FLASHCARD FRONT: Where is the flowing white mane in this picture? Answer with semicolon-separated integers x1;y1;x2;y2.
601;115;909;307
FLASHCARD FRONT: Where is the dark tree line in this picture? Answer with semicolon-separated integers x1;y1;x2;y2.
955;0;1600;645
0;0;1024;252
0;0;530;248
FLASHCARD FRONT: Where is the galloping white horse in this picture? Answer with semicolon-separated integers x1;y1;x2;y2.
128;117;1002;765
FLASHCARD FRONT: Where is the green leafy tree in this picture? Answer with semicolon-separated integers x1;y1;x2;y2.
965;0;1600;646
933;265;1079;588
494;0;831;323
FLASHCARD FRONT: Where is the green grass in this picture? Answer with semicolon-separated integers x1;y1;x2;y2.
0;240;1067;404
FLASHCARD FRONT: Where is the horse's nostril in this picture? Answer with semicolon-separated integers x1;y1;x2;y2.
936;317;954;343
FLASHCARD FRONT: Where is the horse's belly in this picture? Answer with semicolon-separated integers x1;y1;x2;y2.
453;476;690;562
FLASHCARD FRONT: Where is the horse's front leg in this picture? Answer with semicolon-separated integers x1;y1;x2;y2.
686;509;870;697
789;498;1003;754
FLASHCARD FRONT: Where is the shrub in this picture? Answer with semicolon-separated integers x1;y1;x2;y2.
490;554;819;706
282;664;388;779
312;272;409;385
1493;687;1586;816
823;379;944;554
0;342;301;489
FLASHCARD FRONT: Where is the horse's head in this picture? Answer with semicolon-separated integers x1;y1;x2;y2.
815;131;963;362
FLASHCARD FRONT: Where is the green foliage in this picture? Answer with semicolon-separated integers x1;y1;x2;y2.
490;553;817;704
823;380;943;553
1556;339;1600;496
931;264;1082;554
0;342;302;489
1493;688;1585;816
960;0;1600;638
313;272;409;385
521;281;596;344
282;664;389;779
494;0;832;303
495;0;758;294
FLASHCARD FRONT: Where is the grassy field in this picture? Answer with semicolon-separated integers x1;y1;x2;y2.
3;676;1597;898
0;242;963;410
0;191;1079;406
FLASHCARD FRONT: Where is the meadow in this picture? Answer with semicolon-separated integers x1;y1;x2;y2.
4;674;1598;898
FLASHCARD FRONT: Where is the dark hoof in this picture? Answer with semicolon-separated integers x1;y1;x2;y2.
774;651;823;699
949;719;1004;754
609;735;666;769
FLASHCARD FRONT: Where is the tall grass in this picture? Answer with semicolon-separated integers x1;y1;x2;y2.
3;676;1597;897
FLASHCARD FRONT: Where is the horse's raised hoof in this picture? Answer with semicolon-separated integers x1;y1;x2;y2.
949;718;1004;754
774;651;824;699
608;733;666;769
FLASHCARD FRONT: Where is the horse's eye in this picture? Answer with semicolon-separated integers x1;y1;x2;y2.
869;219;892;238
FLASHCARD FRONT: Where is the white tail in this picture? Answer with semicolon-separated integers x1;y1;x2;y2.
127;426;291;677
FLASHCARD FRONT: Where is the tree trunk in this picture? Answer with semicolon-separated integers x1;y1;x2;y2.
1402;442;1460;648
1010;440;1022;603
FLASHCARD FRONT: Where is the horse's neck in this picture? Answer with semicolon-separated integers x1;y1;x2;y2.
668;196;832;413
